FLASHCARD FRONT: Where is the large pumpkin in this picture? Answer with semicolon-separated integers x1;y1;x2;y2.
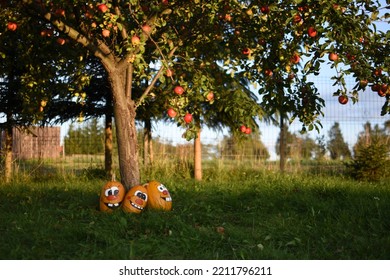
99;181;126;212
145;180;172;211
122;185;148;214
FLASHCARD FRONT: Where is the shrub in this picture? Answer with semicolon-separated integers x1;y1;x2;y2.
346;141;389;181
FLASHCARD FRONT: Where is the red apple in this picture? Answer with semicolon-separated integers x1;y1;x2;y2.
346;53;356;61
184;113;193;124
55;9;65;17
307;26;317;38
293;14;302;24
240;125;247;133
131;35;140;45
206;92;214;101
328;52;338;61
338;95;348;105
97;3;108;13
373;68;382;77
142;24;152;34
102;29;110;37
7;22;17;31
166;68;174;77
174;86;184;95
56;37;66;45
167;108;177;118
377;84;388;97
378;89;386;97
245;127;252;134
162;0;169;5
260;6;270;14
371;84;380;92
242;48;251;55
359;80;368;88
290;53;300;64
264;69;273;77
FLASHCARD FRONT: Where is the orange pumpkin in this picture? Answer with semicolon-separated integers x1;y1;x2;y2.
99;181;126;212
145;180;172;211
122;185;148;214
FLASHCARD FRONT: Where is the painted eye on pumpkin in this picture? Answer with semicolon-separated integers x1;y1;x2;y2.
157;185;167;193
135;190;148;201
105;186;120;197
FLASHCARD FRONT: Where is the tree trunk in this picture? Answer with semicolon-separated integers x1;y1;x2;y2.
104;114;113;180
194;130;202;181
4;123;13;183
108;69;140;189
143;118;153;166
279;115;286;173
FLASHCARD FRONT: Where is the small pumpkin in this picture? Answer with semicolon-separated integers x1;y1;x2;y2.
122;185;148;214
99;181;126;212
145;180;172;211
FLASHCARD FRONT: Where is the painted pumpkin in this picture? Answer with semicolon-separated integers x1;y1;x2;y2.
122;185;148;214
99;181;126;212
145;180;172;211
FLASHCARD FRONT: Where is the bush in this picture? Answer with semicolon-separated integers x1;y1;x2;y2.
346;141;389;181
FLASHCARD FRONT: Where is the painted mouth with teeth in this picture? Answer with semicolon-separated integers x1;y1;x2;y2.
104;202;121;209
161;197;172;202
131;201;144;211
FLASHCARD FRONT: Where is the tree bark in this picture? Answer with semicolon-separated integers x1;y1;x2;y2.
4;122;13;183
108;69;140;189
279;115;286;173
143;119;153;166
104;114;113;180
194;130;202;181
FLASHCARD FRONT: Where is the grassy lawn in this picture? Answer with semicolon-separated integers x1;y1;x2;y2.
0;167;389;260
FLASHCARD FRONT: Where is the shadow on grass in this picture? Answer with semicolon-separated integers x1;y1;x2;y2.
1;175;389;260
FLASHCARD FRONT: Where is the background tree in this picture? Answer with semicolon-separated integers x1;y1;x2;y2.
327;122;351;160
276;129;321;161
353;121;389;154
219;133;270;162
223;0;389;169
347;121;389;181
0;7;74;182
313;135;327;160
64;119;105;155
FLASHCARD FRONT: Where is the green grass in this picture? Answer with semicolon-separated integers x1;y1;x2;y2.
1;168;389;260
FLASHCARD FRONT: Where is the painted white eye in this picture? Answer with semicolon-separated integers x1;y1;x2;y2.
105;186;119;196
157;184;167;192
134;190;147;201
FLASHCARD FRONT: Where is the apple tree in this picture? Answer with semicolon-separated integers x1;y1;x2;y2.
0;4;80;182
7;0;266;188
220;0;389;170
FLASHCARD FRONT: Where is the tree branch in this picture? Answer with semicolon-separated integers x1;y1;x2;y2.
24;2;116;70
135;47;178;108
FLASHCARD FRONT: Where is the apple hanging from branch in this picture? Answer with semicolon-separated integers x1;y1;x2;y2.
167;108;177;118
7;22;17;31
338;95;348;105
97;3;108;13
184;113;193;124
174;85;184;95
